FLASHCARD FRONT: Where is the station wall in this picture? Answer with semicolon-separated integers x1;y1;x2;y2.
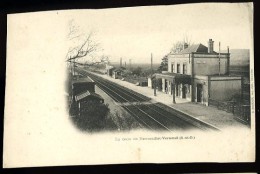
194;57;228;76
209;77;242;101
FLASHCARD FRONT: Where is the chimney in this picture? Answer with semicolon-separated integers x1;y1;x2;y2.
183;43;188;50
208;39;214;53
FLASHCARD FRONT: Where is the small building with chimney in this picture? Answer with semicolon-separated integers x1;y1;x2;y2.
153;39;243;106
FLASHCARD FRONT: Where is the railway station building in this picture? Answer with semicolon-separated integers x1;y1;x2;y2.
153;39;243;106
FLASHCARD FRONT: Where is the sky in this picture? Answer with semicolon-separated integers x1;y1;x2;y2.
60;3;253;64
8;3;253;64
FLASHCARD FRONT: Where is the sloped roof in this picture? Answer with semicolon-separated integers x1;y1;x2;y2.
75;90;103;102
177;43;217;54
108;67;116;70
72;77;94;84
153;73;191;83
113;68;122;72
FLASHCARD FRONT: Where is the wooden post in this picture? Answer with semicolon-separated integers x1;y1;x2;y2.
227;46;230;75
73;58;76;76
241;77;244;104
153;79;157;96
218;42;221;76
191;53;195;102
78;102;81;116
172;79;176;104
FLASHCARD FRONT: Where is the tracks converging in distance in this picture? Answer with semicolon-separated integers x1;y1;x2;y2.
76;68;219;132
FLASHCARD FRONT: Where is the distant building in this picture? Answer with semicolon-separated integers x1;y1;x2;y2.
112;69;123;79
138;79;148;87
106;64;124;79
106;64;115;76
154;39;243;106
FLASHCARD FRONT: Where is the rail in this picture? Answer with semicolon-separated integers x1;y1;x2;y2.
77;68;219;131
77;68;171;131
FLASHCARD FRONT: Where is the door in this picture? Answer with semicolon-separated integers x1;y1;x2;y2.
176;83;179;96
197;84;203;102
182;85;187;99
165;80;167;93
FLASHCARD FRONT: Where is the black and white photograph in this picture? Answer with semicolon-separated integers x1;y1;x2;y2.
3;2;255;168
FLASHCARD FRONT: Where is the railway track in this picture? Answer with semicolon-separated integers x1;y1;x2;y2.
76;68;219;132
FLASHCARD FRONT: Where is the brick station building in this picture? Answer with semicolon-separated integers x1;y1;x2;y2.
153;39;243;106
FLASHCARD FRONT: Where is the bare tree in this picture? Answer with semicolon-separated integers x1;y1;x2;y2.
66;19;102;75
66;31;99;63
170;33;193;54
170;41;184;54
182;33;193;46
83;54;110;67
158;34;193;72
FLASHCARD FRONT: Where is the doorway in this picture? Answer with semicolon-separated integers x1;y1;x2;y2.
197;84;203;103
164;80;167;93
182;85;187;99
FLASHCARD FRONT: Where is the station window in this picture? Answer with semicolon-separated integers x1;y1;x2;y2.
177;64;180;73
183;63;187;74
171;63;175;73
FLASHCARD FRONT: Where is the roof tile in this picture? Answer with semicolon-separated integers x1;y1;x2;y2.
176;43;217;54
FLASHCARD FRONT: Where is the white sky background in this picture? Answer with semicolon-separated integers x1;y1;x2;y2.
9;3;252;64
61;3;253;64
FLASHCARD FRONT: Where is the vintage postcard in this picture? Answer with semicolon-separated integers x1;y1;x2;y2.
3;2;255;168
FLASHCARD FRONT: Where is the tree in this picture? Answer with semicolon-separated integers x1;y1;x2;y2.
66;32;99;62
132;67;142;76
170;34;193;54
70;101;111;132
158;34;193;73
157;55;168;72
66;19;103;75
170;41;184;54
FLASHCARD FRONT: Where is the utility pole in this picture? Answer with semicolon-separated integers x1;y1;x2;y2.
73;57;76;76
227;46;230;75
218;42;221;76
120;57;122;67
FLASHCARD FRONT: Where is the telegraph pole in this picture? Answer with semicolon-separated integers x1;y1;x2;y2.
218;42;221;76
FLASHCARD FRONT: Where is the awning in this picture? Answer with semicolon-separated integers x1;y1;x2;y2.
75;90;103;102
153;72;191;84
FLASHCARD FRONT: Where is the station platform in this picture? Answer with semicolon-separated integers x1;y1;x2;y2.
89;71;248;130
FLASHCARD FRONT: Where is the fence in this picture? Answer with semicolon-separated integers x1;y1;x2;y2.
208;98;250;125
